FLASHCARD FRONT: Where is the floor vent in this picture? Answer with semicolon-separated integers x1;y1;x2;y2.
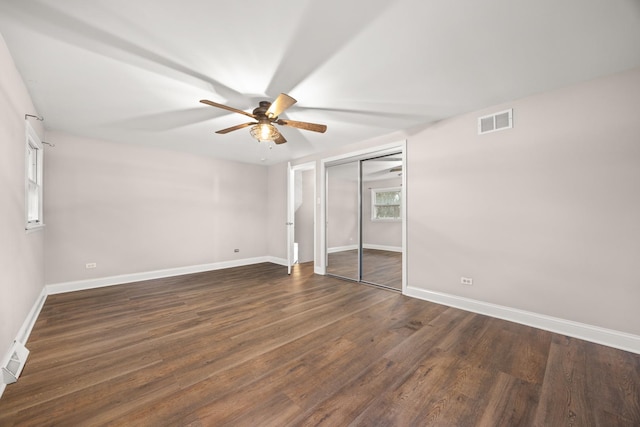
2;341;29;384
478;108;513;134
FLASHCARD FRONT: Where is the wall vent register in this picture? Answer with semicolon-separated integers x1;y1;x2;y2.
478;108;513;134
2;341;29;384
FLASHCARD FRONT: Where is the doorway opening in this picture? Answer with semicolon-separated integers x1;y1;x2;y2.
287;162;316;275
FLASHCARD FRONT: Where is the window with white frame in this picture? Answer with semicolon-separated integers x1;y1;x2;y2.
371;187;401;221
25;122;44;230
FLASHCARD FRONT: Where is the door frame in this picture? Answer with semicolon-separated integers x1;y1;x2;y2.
287;161;316;274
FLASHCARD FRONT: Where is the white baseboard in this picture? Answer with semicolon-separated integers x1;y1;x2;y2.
16;287;48;344
362;244;402;252
405;286;640;354
47;256;278;295
327;245;358;254
265;256;288;267
1;287;47;398
1;370;7;397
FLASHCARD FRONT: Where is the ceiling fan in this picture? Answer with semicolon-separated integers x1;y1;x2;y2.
200;93;327;144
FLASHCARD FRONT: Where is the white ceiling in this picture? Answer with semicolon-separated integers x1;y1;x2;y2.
2;0;640;165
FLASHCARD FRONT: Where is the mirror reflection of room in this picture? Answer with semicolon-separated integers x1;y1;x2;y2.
361;155;402;290
326;161;360;281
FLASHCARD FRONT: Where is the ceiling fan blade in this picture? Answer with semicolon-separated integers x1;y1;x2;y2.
215;122;257;134
200;99;256;119
266;93;297;118
276;119;327;133
273;129;287;144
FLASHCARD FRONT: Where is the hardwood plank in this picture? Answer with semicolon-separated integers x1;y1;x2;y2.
475;370;541;426
295;357;405;426
584;339;640;424
532;338;597;426
1;262;639;426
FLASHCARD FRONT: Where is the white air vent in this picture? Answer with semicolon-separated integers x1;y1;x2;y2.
478;109;513;134
2;341;29;384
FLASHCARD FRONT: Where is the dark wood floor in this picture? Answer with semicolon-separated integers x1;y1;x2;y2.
1;262;638;426
327;248;402;290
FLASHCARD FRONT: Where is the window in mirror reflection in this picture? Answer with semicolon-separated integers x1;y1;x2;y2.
371;187;401;221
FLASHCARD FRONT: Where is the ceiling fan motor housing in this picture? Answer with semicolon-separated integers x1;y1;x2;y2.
254;101;273;119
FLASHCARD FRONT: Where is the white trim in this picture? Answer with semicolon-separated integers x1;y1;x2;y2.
25;224;45;234
25;121;44;230
320;141;408;165
405;286;640;354
320;160;327;272
265;256;288;266
400;145;407;293
287;161;293;275
288;161;317;275
1;287;47;398
16;287;47;344
362;244;402;252
47;256;279;294
327;245;358;254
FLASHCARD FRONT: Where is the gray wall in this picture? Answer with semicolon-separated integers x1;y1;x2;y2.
267;162;287;261
406;67;640;335
44;131;269;284
294;169;315;263
0;35;45;359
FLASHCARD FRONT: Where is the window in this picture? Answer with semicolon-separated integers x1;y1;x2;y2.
25;122;44;230
371;187;401;221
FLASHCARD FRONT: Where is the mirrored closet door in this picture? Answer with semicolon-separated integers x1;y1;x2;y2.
326;160;360;281
361;154;403;289
325;152;403;290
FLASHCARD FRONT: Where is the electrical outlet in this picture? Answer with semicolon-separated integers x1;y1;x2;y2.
461;277;473;286
234;249;240;253
86;262;97;269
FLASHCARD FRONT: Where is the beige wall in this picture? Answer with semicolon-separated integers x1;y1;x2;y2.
406;67;640;335
44;132;269;284
0;35;45;356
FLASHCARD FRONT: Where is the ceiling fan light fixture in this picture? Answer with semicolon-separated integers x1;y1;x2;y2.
250;123;278;142
201;93;325;145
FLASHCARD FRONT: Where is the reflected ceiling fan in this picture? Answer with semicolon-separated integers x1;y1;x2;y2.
200;93;327;144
